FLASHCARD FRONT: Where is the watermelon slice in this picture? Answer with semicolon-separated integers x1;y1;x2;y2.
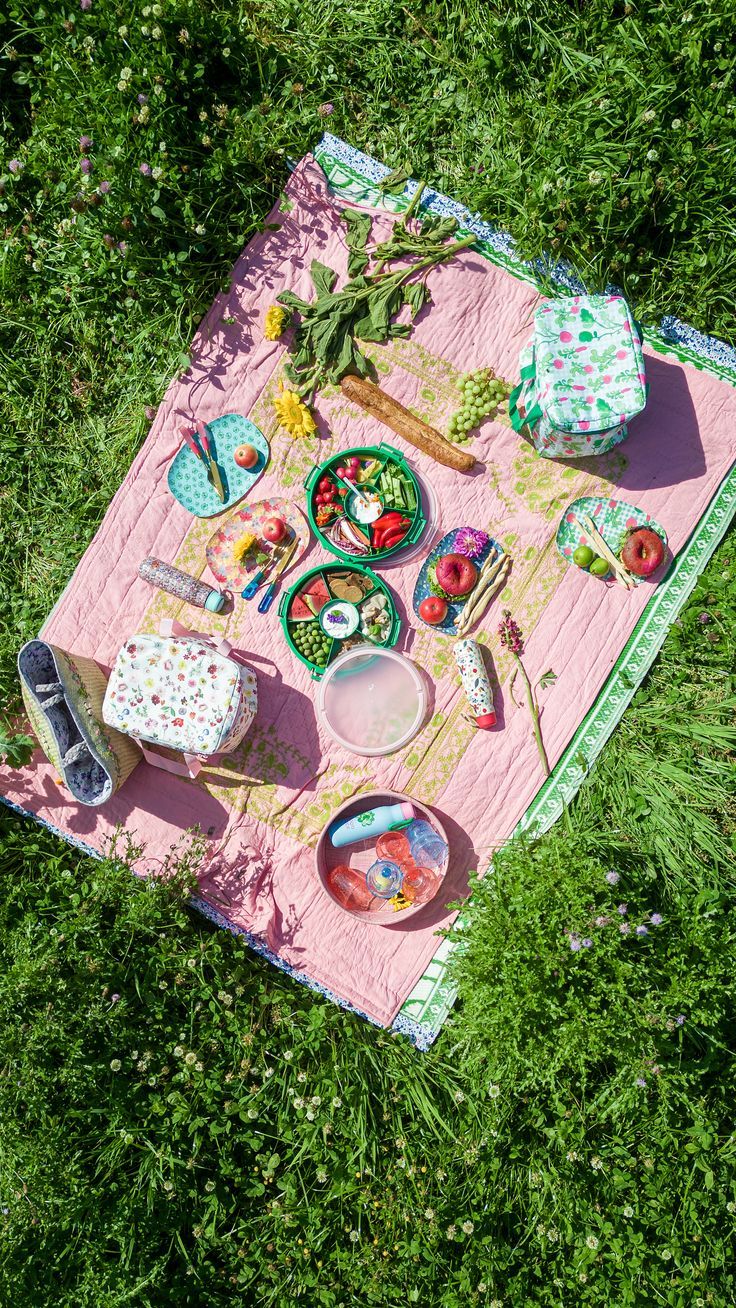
300;575;331;616
289;593;315;622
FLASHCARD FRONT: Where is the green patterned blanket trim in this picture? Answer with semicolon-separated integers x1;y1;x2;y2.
314;137;736;1046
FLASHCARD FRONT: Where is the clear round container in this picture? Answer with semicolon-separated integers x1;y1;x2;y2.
316;646;427;757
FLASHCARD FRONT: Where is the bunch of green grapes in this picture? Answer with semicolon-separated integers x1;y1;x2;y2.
447;368;508;442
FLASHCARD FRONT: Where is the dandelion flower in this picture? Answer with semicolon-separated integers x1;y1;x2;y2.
264;304;289;340
232;532;257;565
273;384;316;439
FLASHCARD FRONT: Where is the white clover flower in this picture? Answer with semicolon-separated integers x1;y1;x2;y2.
424;1207;435;1220
623;1205;634;1217
488;1083;501;1099
151;167;163;180
297;1071;307;1083
660;1249;672;1261
641;108;656;122
187;958;196;969
117;80;128;91
566;1150;579;1161
173;1046;184;1058
154;84;165;97
110;1059;122;1071
316;1169;328;1183
199;109;209;122
264;1067;274;1079
184;1052;197;1066
283;1050;294;1061
446;1224;457;1238
118;24;128;35
548;1227;559;1242
591;1156;603;1170
727;1201;736;1214
588;170;603;186
195;1062;203;1073
672;118;683;129
163;1180;173;1192
331;1096;342;1108
462;1220;474;1235
454;1089;465;1103
586;1234;599;1249
578;1272;588;1283
306;1109;316;1121
646;149;659;162
349;1230;359;1243
152;2;162;13
204;1180;215;1193
536;1223;546;1236
247;1108;258;1119
293;1096;305;1109
477;1285;487;1296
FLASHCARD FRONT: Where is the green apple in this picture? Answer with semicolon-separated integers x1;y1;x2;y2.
589;556;610;578
573;545;595;569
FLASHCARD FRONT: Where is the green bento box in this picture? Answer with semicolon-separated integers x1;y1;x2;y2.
279;562;401;679
304;443;426;565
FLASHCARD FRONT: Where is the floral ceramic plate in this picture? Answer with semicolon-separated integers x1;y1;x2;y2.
412;528;503;633
206;499;310;589
556;496;667;585
168;414;270;518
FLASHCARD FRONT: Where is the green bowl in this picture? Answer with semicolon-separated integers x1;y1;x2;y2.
304;443;426;565
279;562;401;679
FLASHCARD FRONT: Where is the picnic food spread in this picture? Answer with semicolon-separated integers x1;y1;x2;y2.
24;141;736;1047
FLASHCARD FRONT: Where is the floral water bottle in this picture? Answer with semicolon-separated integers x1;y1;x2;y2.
138;557;226;613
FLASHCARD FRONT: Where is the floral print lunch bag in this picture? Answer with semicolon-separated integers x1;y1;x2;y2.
508;294;648;458
102;621;257;778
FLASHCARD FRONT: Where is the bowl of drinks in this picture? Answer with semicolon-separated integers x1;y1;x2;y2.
316;791;450;923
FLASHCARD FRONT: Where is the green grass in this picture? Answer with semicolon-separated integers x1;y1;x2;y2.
1;1;736;1304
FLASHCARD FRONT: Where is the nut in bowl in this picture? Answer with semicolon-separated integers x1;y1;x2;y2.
316;791;449;923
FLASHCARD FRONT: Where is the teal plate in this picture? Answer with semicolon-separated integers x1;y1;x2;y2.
556;496;668;585
167;414;270;518
413;528;503;633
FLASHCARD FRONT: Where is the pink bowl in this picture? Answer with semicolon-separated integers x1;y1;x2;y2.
316;790;449;924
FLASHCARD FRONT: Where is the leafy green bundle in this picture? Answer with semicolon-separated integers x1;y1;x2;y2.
276;180;475;399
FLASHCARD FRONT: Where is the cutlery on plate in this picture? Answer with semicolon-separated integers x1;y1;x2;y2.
257;537;298;614
241;532;292;600
195;420;226;503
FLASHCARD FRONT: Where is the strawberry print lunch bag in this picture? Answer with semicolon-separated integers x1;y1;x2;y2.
102;621;257;778
509;293;648;459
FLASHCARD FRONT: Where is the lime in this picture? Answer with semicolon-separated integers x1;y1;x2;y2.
589;556;610;578
573;545;595;569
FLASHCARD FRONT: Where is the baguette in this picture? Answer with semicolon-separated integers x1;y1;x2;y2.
340;374;476;472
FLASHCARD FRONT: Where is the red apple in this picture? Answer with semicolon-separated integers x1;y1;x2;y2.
233;443;259;469
434;552;478;598
621;527;665;577
419;595;448;625
262;516;287;544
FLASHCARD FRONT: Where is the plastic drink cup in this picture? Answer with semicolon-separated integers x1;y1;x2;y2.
326;865;374;912
365;859;403;899
402;863;442;905
406;819;448;871
375;830;412;864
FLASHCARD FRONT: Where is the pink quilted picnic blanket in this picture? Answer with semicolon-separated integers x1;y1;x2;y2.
4;153;736;1027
